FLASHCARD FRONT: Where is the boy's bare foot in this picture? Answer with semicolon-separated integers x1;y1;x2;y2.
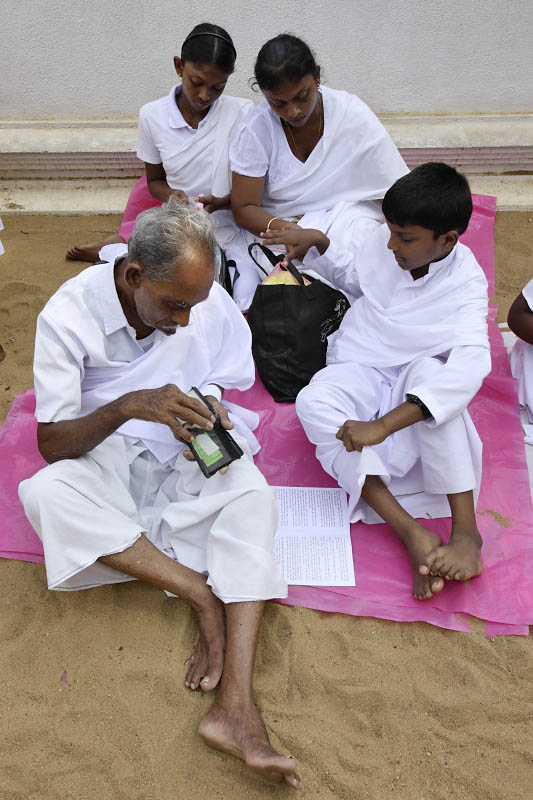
403;523;445;600
66;234;124;262
185;593;226;692
420;525;483;582
199;699;301;788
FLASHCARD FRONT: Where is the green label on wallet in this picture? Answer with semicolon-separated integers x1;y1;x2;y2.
191;432;223;467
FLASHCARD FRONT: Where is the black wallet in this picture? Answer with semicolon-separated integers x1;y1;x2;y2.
184;387;243;478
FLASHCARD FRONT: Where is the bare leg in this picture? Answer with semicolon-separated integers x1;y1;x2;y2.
100;534;225;691
199;601;301;788
66;233;125;262
420;490;483;581
361;475;445;600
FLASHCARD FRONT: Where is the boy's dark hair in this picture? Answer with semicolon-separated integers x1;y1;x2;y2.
181;23;236;74
253;34;318;91
382;162;473;237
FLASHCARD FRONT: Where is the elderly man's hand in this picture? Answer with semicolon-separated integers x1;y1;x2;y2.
121;384;216;443
182;395;234;473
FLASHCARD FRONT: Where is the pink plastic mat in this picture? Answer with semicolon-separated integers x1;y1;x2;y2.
1;195;532;635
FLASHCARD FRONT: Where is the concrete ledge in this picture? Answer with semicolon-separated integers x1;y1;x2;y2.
2;175;533;215
1;113;532;181
2;112;532;151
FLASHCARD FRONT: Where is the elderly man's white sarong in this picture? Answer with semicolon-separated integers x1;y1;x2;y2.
297;224;491;523
18;259;287;601
19;433;286;601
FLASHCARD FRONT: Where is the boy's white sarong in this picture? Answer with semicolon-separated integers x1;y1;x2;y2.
20;259;287;601
510;278;533;422
297;224;491;522
229;86;409;308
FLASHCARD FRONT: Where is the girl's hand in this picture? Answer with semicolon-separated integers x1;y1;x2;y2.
195;194;230;213
261;227;329;265
169;189;189;203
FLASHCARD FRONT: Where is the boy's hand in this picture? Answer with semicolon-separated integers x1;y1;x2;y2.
261;227;329;265
336;419;388;452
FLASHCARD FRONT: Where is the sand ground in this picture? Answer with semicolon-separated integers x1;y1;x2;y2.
1;212;532;800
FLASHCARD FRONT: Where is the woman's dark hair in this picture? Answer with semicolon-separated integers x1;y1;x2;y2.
253;34;318;91
181;23;236;74
382;162;473;237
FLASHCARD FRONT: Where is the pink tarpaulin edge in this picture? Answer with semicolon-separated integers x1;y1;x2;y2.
1;194;531;637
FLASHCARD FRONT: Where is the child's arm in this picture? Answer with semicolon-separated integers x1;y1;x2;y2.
261;227;329;264
337;403;425;451
507;290;533;345
261;227;360;297
338;345;491;451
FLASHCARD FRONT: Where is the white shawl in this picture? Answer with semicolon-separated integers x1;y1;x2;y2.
327;224;489;368
256;87;408;218
80;282;257;462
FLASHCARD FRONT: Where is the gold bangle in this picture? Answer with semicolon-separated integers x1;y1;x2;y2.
266;216;280;232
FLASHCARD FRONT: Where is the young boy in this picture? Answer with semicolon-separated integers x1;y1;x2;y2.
508;281;533;422
261;163;491;599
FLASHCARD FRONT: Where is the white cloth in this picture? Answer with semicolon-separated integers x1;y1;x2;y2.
229;86;408;308
510;278;533;422
297;358;484;522
297;230;491;521
312;224;490;374
22;260;287;600
19;432;287;601
33;259;258;462
138;85;252;251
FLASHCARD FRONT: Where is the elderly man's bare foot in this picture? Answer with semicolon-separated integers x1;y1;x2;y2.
403;523;445;600
420;524;483;582
199;700;301;788
185;592;226;692
66;234;124;262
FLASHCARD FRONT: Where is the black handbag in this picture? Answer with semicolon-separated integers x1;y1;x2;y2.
216;247;239;296
247;243;350;402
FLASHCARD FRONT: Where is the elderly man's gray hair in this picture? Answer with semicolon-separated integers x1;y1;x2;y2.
128;196;218;281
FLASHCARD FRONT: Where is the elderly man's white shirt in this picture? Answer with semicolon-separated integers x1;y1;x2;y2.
33;259;255;461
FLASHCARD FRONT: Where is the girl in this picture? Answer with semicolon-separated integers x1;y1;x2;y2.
67;23;252;290
230;34;409;308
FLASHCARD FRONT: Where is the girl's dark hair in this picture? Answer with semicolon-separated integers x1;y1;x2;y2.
181;23;236;74
382;162;473;237
253;34;318;91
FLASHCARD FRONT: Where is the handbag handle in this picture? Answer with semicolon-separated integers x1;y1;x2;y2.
247;242;306;287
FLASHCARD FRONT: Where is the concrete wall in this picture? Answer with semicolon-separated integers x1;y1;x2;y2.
3;0;532;120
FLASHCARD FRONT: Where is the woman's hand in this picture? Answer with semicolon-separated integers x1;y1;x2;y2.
336;419;388;452
261;227;329;265
194;194;230;213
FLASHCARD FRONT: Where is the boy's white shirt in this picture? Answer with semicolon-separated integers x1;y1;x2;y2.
305;223;491;425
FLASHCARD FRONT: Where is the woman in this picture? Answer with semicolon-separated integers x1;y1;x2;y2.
67;23;252;289
230;34;409;308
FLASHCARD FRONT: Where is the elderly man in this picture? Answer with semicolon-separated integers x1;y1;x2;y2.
19;199;300;789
